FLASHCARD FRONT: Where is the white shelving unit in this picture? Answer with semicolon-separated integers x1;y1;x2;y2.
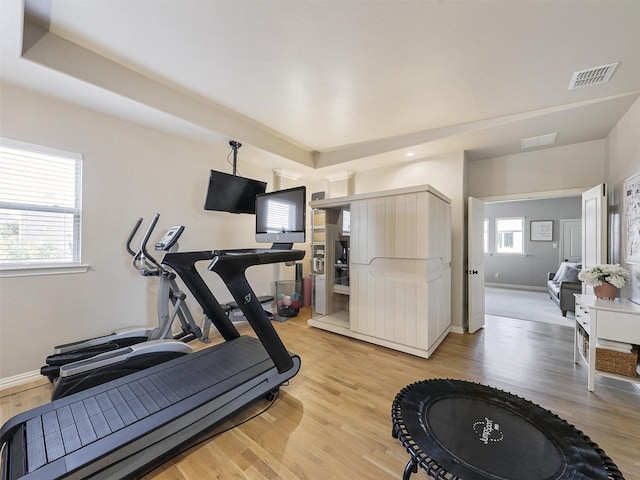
310;208;327;316
574;294;640;391
310;209;326;275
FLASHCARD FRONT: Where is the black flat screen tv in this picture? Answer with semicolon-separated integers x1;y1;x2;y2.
203;170;267;214
255;186;306;245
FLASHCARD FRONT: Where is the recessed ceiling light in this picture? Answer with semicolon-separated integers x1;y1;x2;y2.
406;152;416;157
521;133;558;149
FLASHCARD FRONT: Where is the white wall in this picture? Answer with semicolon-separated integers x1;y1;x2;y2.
605;97;640;304
0;83;280;378
468;140;606;198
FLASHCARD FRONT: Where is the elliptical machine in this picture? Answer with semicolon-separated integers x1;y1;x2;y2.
40;215;210;398
128;217;210;344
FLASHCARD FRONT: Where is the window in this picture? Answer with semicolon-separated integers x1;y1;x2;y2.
484;218;489;253
495;217;524;254
0;139;82;268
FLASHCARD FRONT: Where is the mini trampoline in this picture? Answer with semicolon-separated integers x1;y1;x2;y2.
391;379;624;480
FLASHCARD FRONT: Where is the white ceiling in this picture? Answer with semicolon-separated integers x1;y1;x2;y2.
1;0;639;178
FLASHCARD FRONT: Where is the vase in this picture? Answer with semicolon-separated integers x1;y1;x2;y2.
593;282;618;300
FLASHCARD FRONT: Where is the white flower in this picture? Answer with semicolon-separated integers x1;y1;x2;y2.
578;264;629;288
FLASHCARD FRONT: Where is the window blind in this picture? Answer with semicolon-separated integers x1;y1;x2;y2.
0;139;82;266
266;199;294;232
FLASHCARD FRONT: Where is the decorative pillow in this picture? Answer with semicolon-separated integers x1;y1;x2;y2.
552;262;581;282
553;264;569;282
558;266;581;283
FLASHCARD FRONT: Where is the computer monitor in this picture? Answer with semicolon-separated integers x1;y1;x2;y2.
203;170;267;214
255;186;306;245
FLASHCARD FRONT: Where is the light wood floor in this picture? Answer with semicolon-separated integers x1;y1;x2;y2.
2;309;639;479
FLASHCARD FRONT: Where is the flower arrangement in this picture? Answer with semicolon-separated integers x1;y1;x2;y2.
577;264;629;288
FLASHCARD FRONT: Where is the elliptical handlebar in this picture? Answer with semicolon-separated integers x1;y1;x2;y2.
140;214;165;271
125;217;144;257
131;214;165;276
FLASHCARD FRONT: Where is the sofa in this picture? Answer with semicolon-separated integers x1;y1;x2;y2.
547;261;582;317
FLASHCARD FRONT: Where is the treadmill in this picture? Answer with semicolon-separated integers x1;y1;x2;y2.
1;243;305;478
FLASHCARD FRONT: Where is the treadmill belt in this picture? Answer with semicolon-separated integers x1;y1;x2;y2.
18;336;272;477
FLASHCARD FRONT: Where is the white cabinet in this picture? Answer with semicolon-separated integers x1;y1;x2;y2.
313;274;326;315
574;294;640;391
308;185;452;359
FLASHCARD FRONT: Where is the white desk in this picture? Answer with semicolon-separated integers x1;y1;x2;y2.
574;294;640;391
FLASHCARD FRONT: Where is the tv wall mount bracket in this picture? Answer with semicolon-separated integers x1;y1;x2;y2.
229;140;242;176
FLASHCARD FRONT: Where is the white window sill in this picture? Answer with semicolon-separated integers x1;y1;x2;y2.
0;264;90;278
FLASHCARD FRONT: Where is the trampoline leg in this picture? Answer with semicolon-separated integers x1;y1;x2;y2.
403;458;418;480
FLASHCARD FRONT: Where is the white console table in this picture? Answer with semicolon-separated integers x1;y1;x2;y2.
574;294;640;391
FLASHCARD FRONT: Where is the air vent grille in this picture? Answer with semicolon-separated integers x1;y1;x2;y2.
521;133;557;149
569;62;618;90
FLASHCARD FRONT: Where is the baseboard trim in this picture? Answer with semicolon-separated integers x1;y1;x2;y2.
0;370;43;390
486;283;546;292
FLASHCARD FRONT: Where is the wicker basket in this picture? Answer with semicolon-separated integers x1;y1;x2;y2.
595;346;639;378
577;325;589;362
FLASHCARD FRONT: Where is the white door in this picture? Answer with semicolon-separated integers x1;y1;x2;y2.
560;219;582;263
468;197;485;333
582;184;607;294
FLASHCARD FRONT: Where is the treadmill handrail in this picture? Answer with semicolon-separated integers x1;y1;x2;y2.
161;251;241;342
208;248;305;373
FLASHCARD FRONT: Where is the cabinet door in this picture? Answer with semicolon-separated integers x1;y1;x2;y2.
350;261;450;350
428;193;451;264
350;262;425;348
351;191;430;264
350;190;452;350
427;267;452;345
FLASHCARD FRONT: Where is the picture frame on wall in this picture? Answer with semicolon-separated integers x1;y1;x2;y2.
530;220;553;241
624;171;640;264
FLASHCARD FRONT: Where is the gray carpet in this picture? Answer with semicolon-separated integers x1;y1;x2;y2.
485;286;574;328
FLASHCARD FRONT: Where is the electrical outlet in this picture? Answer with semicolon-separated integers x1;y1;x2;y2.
495;273;500;278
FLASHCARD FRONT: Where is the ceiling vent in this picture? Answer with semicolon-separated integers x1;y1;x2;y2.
569;62;619;90
521;133;557;149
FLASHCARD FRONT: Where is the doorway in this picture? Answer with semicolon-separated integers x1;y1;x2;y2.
559;219;582;263
470;190;586;329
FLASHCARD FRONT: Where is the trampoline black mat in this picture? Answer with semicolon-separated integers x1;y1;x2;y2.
391;379;624;480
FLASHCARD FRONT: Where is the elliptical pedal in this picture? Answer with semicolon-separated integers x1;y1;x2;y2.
40;343;122;382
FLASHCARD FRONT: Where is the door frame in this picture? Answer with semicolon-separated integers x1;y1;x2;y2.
471;187;589;328
468;197;485;334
